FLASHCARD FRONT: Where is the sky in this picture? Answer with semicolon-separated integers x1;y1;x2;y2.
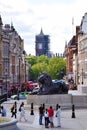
0;0;87;55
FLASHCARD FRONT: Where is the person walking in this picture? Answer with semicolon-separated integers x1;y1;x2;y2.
39;104;44;125
56;105;61;127
44;108;49;128
1;106;7;117
14;101;17;118
48;106;54;128
10;102;17;118
19;102;27;122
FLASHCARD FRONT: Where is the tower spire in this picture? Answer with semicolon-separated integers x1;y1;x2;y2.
11;19;13;28
40;28;44;35
0;15;3;25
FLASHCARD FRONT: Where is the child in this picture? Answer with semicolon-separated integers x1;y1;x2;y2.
44;108;49;128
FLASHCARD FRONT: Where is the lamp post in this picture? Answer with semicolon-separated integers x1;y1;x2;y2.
60;68;65;79
5;69;8;101
82;68;83;84
13;73;14;87
25;59;26;82
75;70;76;85
18;56;21;100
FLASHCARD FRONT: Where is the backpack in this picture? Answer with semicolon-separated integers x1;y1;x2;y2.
11;106;14;112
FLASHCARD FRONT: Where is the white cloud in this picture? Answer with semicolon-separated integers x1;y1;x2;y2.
0;0;87;55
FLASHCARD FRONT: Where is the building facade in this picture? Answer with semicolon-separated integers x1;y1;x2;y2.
65;12;87;88
64;26;79;85
0;16;29;95
78;33;87;85
77;13;87;85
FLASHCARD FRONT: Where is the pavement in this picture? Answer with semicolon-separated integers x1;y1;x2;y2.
2;99;87;130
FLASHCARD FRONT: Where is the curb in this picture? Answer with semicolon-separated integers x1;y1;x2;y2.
0;118;18;130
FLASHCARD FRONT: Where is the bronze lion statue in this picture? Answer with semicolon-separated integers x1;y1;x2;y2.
37;73;68;95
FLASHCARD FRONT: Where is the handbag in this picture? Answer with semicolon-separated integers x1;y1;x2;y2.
19;107;21;112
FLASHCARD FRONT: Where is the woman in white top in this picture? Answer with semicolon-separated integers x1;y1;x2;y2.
56;105;61;127
19;102;27;122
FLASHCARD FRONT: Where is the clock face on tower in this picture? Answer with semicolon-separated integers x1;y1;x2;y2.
38;43;42;49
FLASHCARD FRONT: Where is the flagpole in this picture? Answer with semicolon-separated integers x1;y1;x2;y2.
72;17;74;36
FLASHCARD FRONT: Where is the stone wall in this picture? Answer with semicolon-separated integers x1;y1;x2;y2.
27;94;87;109
27;94;72;109
72;95;87;107
78;85;87;93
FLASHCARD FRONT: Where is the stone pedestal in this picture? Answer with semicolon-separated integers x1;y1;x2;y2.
27;93;87;108
27;94;72;109
78;85;87;93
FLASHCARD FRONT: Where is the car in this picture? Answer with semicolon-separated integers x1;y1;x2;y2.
11;91;30;100
30;86;40;95
26;81;39;91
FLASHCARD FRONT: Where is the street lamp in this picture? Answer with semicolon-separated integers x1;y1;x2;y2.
5;69;8;101
60;68;65;79
25;59;26;82
17;56;21;100
75;70;76;85
13;73;14;87
82;68;83;84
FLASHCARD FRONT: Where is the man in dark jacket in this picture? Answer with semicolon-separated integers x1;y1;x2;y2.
39;104;44;125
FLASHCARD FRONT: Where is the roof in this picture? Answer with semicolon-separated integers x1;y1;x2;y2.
68;36;76;47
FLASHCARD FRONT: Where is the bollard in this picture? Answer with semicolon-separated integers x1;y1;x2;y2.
30;103;34;115
71;104;75;118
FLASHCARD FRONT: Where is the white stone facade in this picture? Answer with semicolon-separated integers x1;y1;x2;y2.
78;13;87;85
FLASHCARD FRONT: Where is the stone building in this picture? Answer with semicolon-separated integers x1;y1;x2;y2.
65;12;87;93
78;13;87;85
0;16;28;95
64;26;79;85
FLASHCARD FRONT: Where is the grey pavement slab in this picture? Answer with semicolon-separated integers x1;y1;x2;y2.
2;99;87;130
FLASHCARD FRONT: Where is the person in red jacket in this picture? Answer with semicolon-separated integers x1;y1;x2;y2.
48;106;54;128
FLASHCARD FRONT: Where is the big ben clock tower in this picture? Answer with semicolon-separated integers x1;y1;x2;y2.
35;28;50;56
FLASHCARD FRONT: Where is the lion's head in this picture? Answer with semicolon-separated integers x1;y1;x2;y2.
38;73;53;87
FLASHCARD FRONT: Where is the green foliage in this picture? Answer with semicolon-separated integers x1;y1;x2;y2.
30;62;48;80
36;55;49;64
26;55;37;66
48;57;66;79
28;55;66;80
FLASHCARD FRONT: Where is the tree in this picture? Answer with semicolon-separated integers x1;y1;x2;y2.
30;62;48;80
26;55;37;66
27;55;66;81
48;57;66;79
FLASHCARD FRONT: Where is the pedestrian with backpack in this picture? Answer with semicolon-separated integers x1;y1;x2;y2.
11;101;17;118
